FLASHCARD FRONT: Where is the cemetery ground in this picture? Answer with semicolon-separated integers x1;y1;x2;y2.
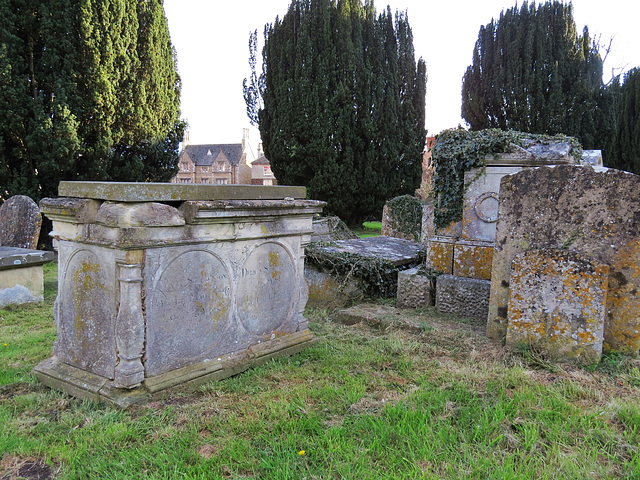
2;264;640;479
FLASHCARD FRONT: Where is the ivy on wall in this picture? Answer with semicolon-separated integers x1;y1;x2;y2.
432;128;583;230
385;195;425;241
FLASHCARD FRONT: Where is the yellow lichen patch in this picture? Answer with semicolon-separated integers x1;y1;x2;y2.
604;240;640;355
453;244;494;280
427;242;454;274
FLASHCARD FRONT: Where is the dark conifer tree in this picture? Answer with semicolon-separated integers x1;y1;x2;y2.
246;0;426;225
0;0;184;202
604;68;640;174
461;1;604;149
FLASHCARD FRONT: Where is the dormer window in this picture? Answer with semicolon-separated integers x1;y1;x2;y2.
207;149;212;156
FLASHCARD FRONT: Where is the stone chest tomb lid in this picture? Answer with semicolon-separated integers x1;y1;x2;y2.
58;182;307;202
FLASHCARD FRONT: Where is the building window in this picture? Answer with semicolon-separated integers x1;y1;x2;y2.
202;167;209;173
202;178;210;184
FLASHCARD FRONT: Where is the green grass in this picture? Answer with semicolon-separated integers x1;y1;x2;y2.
2;264;640;479
353;221;382;238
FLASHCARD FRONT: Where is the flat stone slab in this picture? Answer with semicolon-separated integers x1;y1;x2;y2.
333;304;428;334
315;236;424;267
0;247;55;270
58;181;307;202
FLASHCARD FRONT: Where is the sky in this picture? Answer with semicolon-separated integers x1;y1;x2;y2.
163;0;640;152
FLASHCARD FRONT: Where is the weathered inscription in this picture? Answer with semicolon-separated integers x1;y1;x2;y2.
237;243;296;335
146;250;232;376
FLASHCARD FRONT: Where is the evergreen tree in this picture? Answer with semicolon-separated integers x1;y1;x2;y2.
461;1;604;149
604;68;640;174
0;0;184;202
246;0;426;225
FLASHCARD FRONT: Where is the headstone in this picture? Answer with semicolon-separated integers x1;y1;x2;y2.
488;165;640;356
33;182;325;406
0;195;43;249
506;249;609;364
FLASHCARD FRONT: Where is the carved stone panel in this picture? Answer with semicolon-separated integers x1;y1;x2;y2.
237;242;296;336
145;249;232;376
56;246;117;379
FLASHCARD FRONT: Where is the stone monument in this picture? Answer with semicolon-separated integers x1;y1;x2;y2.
33;182;325;406
424;142;603;320
487;165;640;356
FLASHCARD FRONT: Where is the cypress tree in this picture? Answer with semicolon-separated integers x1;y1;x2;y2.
605;68;640;174
461;1;604;149
247;0;426;225
0;0;184;202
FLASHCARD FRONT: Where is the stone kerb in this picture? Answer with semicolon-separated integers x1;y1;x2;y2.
506;249;609;364
34;182;326;407
487;165;640;355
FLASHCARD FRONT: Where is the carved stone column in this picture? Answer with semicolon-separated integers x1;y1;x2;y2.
114;258;145;388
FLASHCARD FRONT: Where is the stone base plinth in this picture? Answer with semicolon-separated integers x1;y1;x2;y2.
34;330;316;407
436;274;490;320
453;241;494;280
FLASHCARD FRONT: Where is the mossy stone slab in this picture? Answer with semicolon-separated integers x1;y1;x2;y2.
58;181;306;202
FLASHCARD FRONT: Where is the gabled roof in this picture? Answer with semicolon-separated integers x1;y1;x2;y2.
251;155;271;166
180;144;244;167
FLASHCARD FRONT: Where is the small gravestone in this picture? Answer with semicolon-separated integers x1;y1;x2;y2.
488;165;640;356
506;249;609;364
0;195;43;249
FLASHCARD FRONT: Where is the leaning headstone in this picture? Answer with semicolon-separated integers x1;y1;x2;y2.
506;249;609;364
0;195;43;249
488;165;640;355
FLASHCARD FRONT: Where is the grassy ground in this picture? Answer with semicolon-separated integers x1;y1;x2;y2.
352;221;382;238
2;264;640;479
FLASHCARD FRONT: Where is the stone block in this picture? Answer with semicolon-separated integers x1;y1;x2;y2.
453;241;494;280
425;237;454;273
488;165;640;355
396;267;432;309
461;166;522;243
304;267;364;309
506;249;609;364
436;274;490;320
0;247;55;307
